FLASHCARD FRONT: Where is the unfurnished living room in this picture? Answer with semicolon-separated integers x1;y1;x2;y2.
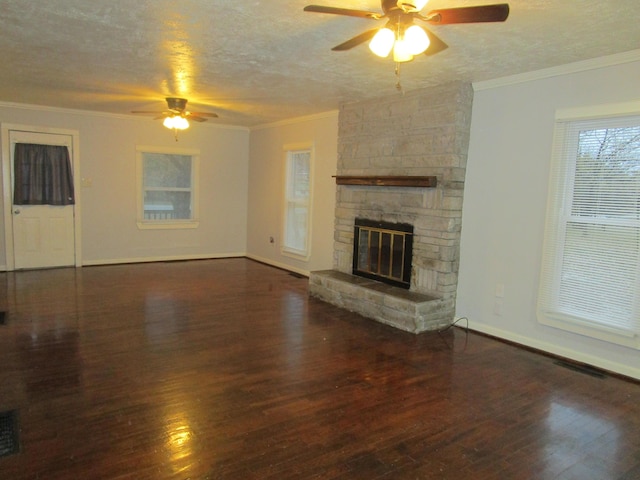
0;1;639;479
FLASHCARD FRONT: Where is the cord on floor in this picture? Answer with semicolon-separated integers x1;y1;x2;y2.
438;316;469;333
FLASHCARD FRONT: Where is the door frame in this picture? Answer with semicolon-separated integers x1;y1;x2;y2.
1;123;82;271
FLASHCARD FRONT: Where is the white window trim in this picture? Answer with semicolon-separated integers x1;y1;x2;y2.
537;103;640;348
281;143;313;261
136;145;200;230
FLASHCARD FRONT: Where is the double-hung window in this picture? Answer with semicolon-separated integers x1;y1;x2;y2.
537;109;640;346
136;146;199;229
282;145;312;258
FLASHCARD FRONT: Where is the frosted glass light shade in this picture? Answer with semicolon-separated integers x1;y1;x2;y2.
404;25;430;55
163;116;189;130
393;38;414;63
174;117;189;130
369;28;394;58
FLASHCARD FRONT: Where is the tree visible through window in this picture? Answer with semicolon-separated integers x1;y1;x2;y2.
538;114;640;344
283;148;311;257
137;147;199;228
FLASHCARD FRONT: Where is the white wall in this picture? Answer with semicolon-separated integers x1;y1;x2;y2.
246;112;338;275
457;54;640;379
0;103;249;267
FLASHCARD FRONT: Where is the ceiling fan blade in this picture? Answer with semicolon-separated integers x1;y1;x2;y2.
425;4;509;24
189;112;218;118
423;28;448;56
332;29;379;51
304;5;382;19
188;116;209;123
131;110;164;114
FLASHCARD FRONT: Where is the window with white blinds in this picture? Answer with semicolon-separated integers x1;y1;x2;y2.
537;113;640;346
282;146;312;258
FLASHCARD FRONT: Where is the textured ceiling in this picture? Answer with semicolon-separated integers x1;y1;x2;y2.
0;0;638;127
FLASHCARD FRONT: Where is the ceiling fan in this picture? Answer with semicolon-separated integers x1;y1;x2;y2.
304;0;509;62
132;97;218;139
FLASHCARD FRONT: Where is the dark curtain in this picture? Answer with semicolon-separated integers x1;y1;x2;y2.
13;143;75;205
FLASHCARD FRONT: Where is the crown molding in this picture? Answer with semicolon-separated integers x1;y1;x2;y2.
251;110;339;131
0;100;250;132
473;49;640;91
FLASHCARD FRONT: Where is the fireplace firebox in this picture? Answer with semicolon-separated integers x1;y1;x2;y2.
353;218;413;289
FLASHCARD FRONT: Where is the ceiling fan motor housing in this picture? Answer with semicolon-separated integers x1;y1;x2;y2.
166;97;188;112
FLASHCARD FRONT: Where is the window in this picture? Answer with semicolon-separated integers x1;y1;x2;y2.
538;111;640;346
282;145;312;258
136;146;199;229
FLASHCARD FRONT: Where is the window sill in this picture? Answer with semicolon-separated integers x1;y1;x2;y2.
137;221;199;230
281;247;310;262
537;310;639;349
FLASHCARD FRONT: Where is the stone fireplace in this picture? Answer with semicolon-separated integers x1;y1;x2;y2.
309;82;473;333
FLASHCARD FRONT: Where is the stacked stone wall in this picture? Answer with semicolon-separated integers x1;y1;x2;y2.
310;82;473;332
334;82;473;304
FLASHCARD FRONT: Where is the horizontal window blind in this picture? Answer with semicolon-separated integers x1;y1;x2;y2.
538;115;640;339
283;148;311;257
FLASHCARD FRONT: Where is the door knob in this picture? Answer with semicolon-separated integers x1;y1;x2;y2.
13;209;20;214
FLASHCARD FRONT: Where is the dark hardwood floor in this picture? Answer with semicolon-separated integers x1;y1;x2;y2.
0;258;639;479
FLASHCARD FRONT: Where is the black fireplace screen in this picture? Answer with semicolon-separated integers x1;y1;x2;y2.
353;218;413;289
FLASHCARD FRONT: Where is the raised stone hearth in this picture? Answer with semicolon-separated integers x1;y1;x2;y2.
309;270;452;333
309;83;473;333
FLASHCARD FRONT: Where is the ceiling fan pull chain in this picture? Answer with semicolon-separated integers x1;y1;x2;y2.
395;62;404;94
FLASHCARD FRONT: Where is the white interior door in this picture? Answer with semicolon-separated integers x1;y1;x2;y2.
10;130;76;269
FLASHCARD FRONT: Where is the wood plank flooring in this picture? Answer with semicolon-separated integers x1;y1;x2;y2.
0;258;639;479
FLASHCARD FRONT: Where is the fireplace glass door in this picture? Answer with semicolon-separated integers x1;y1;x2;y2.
353;219;413;289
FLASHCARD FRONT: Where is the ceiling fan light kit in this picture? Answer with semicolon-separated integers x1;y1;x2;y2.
163;115;189;131
369;24;430;62
305;1;509;65
131;97;218;141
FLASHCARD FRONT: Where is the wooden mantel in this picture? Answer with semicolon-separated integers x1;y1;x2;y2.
333;175;437;188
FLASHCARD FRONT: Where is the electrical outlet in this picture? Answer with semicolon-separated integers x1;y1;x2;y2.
493;298;504;316
495;283;505;298
269;236;275;244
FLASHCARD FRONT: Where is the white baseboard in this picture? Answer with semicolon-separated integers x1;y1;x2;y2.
82;252;246;267
245;254;309;277
463;319;640;381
